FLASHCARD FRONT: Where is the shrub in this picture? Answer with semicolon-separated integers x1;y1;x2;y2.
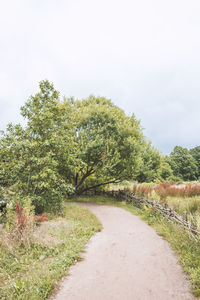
34;213;48;224
16;202;28;235
4;198;48;247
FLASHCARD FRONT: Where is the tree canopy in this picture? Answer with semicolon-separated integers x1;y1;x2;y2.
136;142;162;182
66;96;144;193
0;80;145;212
169;146;198;181
2;80;198;213
189;146;200;178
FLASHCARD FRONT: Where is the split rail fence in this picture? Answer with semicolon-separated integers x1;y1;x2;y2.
90;189;200;241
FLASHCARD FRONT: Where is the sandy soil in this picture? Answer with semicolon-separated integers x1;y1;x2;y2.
52;203;194;300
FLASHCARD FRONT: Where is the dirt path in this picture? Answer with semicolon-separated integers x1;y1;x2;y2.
52;203;194;300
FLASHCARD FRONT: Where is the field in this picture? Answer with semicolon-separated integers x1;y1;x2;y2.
110;181;200;214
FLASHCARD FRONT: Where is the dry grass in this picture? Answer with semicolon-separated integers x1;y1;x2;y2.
0;220;36;253
130;182;200;199
32;218;71;247
109;181;200;216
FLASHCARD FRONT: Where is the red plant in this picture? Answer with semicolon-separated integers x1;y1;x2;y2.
34;213;48;223
16;203;48;234
16;202;28;233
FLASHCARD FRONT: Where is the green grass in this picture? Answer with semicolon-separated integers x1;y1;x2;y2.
0;204;102;300
166;196;200;214
109;181;156;191
71;195;200;298
69;194;122;206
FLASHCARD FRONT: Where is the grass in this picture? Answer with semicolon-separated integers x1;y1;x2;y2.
110;181;200;227
69;194;122;205
109;180;136;190
166;196;200;214
71;195;200;298
0;204;102;300
109;181;156;191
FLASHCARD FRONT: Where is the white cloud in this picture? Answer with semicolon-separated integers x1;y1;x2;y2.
0;0;200;153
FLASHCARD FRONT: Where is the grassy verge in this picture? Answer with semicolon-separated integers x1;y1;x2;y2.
69;194;121;206
71;195;200;298
0;204;102;300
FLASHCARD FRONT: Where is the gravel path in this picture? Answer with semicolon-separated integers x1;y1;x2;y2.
52;203;194;300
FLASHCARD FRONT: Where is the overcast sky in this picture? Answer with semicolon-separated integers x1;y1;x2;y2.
0;0;200;154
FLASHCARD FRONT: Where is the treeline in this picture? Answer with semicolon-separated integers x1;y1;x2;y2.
0;80;199;213
137;144;200;183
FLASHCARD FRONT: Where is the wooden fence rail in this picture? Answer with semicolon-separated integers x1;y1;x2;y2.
91;189;200;241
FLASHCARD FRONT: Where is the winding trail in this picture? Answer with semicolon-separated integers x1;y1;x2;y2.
52;203;194;300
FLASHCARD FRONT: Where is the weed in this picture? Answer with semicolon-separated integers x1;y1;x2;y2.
34;213;48;224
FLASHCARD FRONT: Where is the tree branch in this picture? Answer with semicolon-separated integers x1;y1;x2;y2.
77;179;120;194
73;173;79;186
75;168;95;190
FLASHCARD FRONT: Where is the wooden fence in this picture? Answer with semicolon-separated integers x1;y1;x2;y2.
93;189;200;241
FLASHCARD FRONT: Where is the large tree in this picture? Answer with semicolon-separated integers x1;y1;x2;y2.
64;96;144;193
0;81;75;212
0;80;145;211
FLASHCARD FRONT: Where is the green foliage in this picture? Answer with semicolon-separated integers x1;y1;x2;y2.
136;142;162;182
67;96;144;193
135;144;174;183
190;146;200;178
0;81;145;212
169;146;198;181
159;156;174;180
0;186;7;203
0;81;75;213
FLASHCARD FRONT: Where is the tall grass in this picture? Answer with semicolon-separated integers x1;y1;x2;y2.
128;182;200;215
131;182;200;198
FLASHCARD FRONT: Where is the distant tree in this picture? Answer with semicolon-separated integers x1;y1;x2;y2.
136;142;162;182
189;146;200;178
159;156;173;181
169;146;198;181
